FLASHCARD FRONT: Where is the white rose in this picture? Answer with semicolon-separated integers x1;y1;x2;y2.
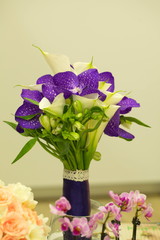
27;224;48;240
0;205;8;220
0;180;5;187
38;214;51;235
7;182;37;209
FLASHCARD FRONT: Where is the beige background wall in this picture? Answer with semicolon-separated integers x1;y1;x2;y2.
1;0;160;190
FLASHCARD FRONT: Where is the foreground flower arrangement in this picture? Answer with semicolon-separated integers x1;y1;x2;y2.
49;191;153;240
0;180;50;240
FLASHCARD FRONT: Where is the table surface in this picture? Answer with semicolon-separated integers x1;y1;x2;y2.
120;223;160;240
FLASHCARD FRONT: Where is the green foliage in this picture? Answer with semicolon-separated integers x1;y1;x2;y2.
12;138;37;164
120;116;151;128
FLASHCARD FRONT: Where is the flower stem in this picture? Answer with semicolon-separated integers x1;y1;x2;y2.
101;214;109;240
132;210;141;240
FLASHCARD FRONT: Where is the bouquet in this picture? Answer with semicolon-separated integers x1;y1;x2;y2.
5;46;151;240
5;46;150;169
0;180;50;240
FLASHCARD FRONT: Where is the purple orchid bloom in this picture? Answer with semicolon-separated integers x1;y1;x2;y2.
104;97;140;140
15;68;114;131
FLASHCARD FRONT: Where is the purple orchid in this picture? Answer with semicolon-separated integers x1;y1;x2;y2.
15;68;114;131
104;97;140;140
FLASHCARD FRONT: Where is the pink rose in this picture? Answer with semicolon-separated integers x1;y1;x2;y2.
0;188;12;206
23;206;42;226
2;235;23;240
7;199;23;214
3;212;28;237
0;226;3;239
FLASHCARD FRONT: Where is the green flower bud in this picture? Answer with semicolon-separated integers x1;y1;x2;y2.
73;100;82;113
70;132;80;140
91;112;102;120
75;113;83;119
73;121;85;131
52;123;63;135
39;115;51;132
93;151;101;161
50;118;57;128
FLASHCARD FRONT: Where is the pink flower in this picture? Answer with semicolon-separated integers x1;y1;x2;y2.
2;235;23;240
3;212;29;237
99;202;122;221
132;190;146;207
104;236;110;240
59;217;72;232
71;217;91;238
50;197;71;216
7;199;23;215
142;203;153;220
108;221;120;237
89;212;104;232
109;190;134;212
0;188;12;206
23;206;43;226
0;226;3;239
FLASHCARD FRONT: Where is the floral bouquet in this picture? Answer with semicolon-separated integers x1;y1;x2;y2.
0;180;50;240
49;190;153;240
5;46;150;240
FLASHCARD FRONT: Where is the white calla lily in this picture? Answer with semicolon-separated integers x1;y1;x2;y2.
33;45;71;74
104;91;124;105
73;94;98;110
98;82;111;92
84;105;120;166
73;59;96;75
40;93;65;117
39;97;51;109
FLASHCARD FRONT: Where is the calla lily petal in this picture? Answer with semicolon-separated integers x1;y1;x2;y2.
73;60;96;75
44;93;66;117
39;97;51;109
104;92;124;105
34;45;71;74
73;94;97;110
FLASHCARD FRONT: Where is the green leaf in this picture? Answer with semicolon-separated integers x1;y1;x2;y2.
24;98;39;106
12;138;37;164
120;116;151;128
119;136;133;141
4;121;17;130
15;114;38;120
